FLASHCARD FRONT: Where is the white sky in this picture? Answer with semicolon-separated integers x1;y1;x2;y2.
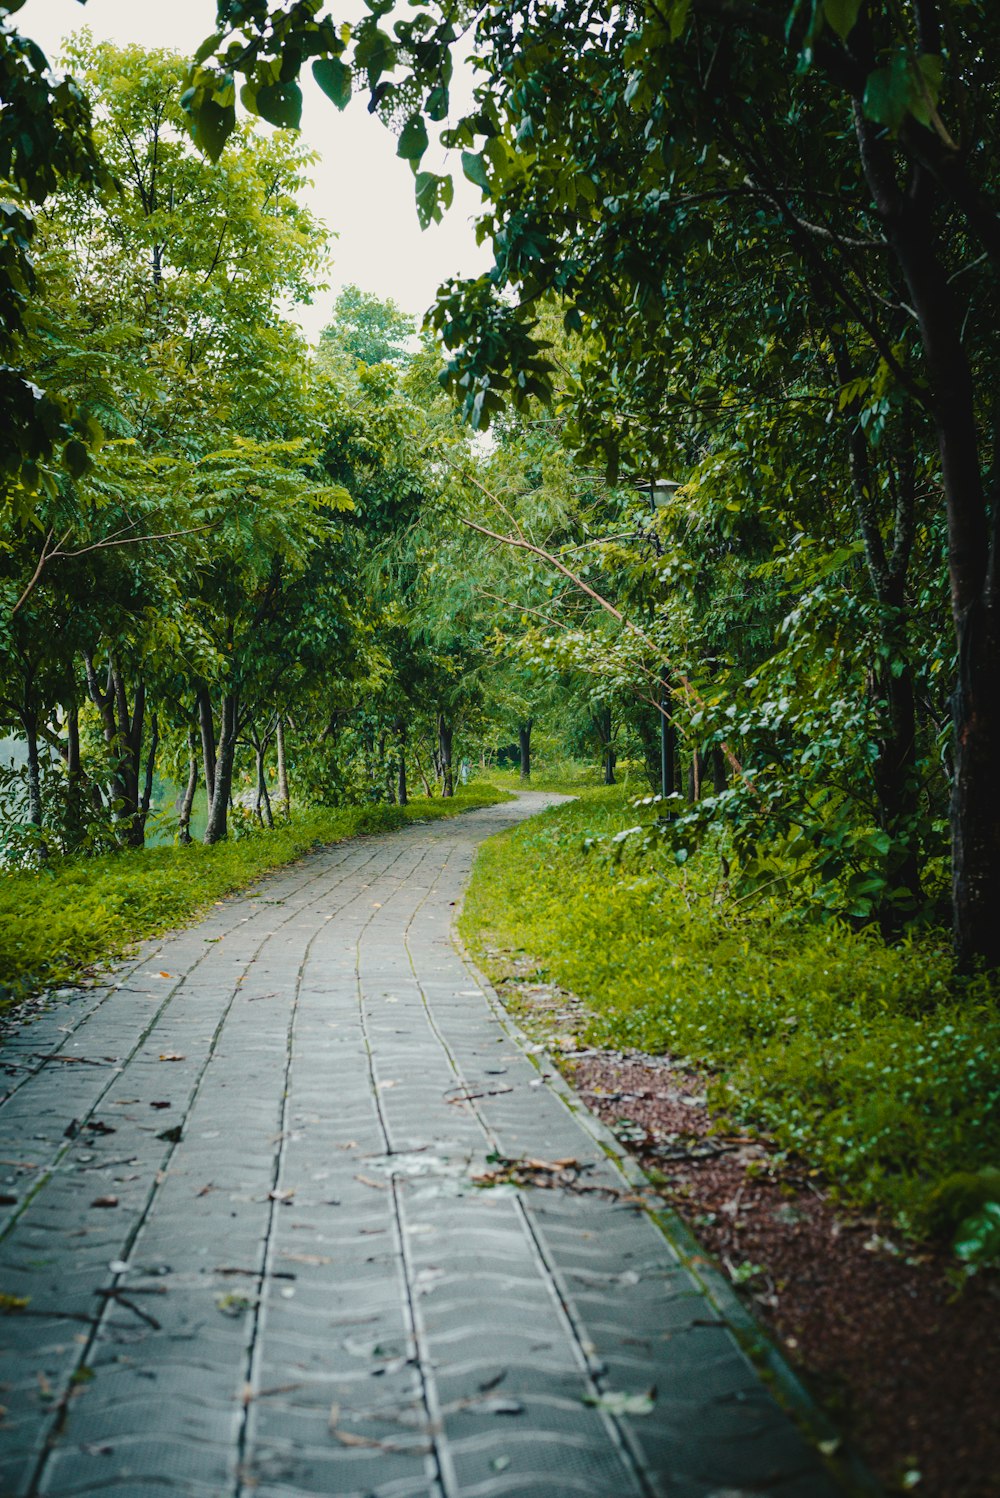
21;0;491;341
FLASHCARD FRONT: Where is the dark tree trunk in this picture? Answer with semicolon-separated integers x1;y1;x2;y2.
854;105;1000;965
253;731;274;829
22;709;44;835
138;711;159;843
711;746;728;795
950;600;1000;966
178;731;198;845
518;719;533;782
438;715;454;797
196;684;216;808
84;654;147;847
64;701;85;851
204;692;238;844
592;706;615;785
275;715;289;816
396;719;408;807
414;739;433;797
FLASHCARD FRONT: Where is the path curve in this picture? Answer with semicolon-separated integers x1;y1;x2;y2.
0;795;842;1497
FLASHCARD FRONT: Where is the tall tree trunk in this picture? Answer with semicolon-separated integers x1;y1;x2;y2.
178;730;198;846
254;732;273;828
275;715;290;816
593;706;615;785
204;692;238;844
518;719;533;782
137;710;159;844
438;714;454;797
855;107;1000;965
196;684;216;807
413;739;433;797
21;709;44;837
711;746;728;795
686;747;704;803
64;701;84;851
396;719;408;807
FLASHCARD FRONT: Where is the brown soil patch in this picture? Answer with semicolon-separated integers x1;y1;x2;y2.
492;960;1000;1498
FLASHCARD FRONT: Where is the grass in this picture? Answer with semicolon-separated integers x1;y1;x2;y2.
483;759;607;795
0;782;510;1008
460;780;1000;1238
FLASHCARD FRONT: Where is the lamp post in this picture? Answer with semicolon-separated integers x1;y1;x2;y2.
634;476;680;813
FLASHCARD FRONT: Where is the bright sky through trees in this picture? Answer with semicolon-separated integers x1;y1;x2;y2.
22;0;489;339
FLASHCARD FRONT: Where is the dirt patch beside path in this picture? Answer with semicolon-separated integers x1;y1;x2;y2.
491;959;1000;1498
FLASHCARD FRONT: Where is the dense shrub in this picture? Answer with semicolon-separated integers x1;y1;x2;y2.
461;784;1000;1236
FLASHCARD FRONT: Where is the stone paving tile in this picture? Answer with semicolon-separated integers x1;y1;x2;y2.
0;796;853;1497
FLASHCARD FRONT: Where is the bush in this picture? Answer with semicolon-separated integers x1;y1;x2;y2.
460;782;1000;1237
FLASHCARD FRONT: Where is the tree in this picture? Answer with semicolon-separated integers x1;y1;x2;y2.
320;284;414;367
190;0;1000;966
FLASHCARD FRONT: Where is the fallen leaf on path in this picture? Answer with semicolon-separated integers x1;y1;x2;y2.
150;1101;171;1110
268;1188;295;1204
583;1388;656;1416
216;1292;252;1317
354;1174;387;1191
282;1253;331;1266
196;1183;214;1196
0;1294;29;1313
90;1195;118;1209
158;1053;185;1063
157;972;173;979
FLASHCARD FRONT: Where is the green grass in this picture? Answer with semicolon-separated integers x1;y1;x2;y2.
460;781;1000;1238
484;759;606;795
0;782;510;1008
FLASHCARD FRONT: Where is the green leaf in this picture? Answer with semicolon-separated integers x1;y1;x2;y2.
187;97;237;161
193;31;222;66
863;51;943;134
954;1202;1000;1266
63;438;90;479
312;57;352;110
415;170;452;228
255;81;303;131
822;0;862;40
398;114;429;161
426;85;449;122
355;27;396;85
461;151;490;190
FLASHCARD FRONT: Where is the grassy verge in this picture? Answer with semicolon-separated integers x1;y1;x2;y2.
0;782;510;1009
483;760;605;795
460;782;1000;1238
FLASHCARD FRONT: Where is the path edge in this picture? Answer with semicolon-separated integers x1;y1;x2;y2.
450;910;883;1498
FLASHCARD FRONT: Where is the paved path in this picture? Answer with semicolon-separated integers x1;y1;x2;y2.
0;796;844;1498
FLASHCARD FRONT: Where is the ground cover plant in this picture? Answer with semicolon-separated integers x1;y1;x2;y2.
463;782;1000;1243
0;782;508;1009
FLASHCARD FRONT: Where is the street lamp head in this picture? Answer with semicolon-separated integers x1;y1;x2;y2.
629;475;681;507
649;476;681;508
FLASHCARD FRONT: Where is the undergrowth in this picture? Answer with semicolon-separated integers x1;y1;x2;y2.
0;783;509;1008
460;782;1000;1239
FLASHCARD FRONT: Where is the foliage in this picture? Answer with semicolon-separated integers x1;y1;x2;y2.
195;0;1000;966
0;8;106;514
0;781;508;1008
319;283;414;367
461;784;1000;1236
